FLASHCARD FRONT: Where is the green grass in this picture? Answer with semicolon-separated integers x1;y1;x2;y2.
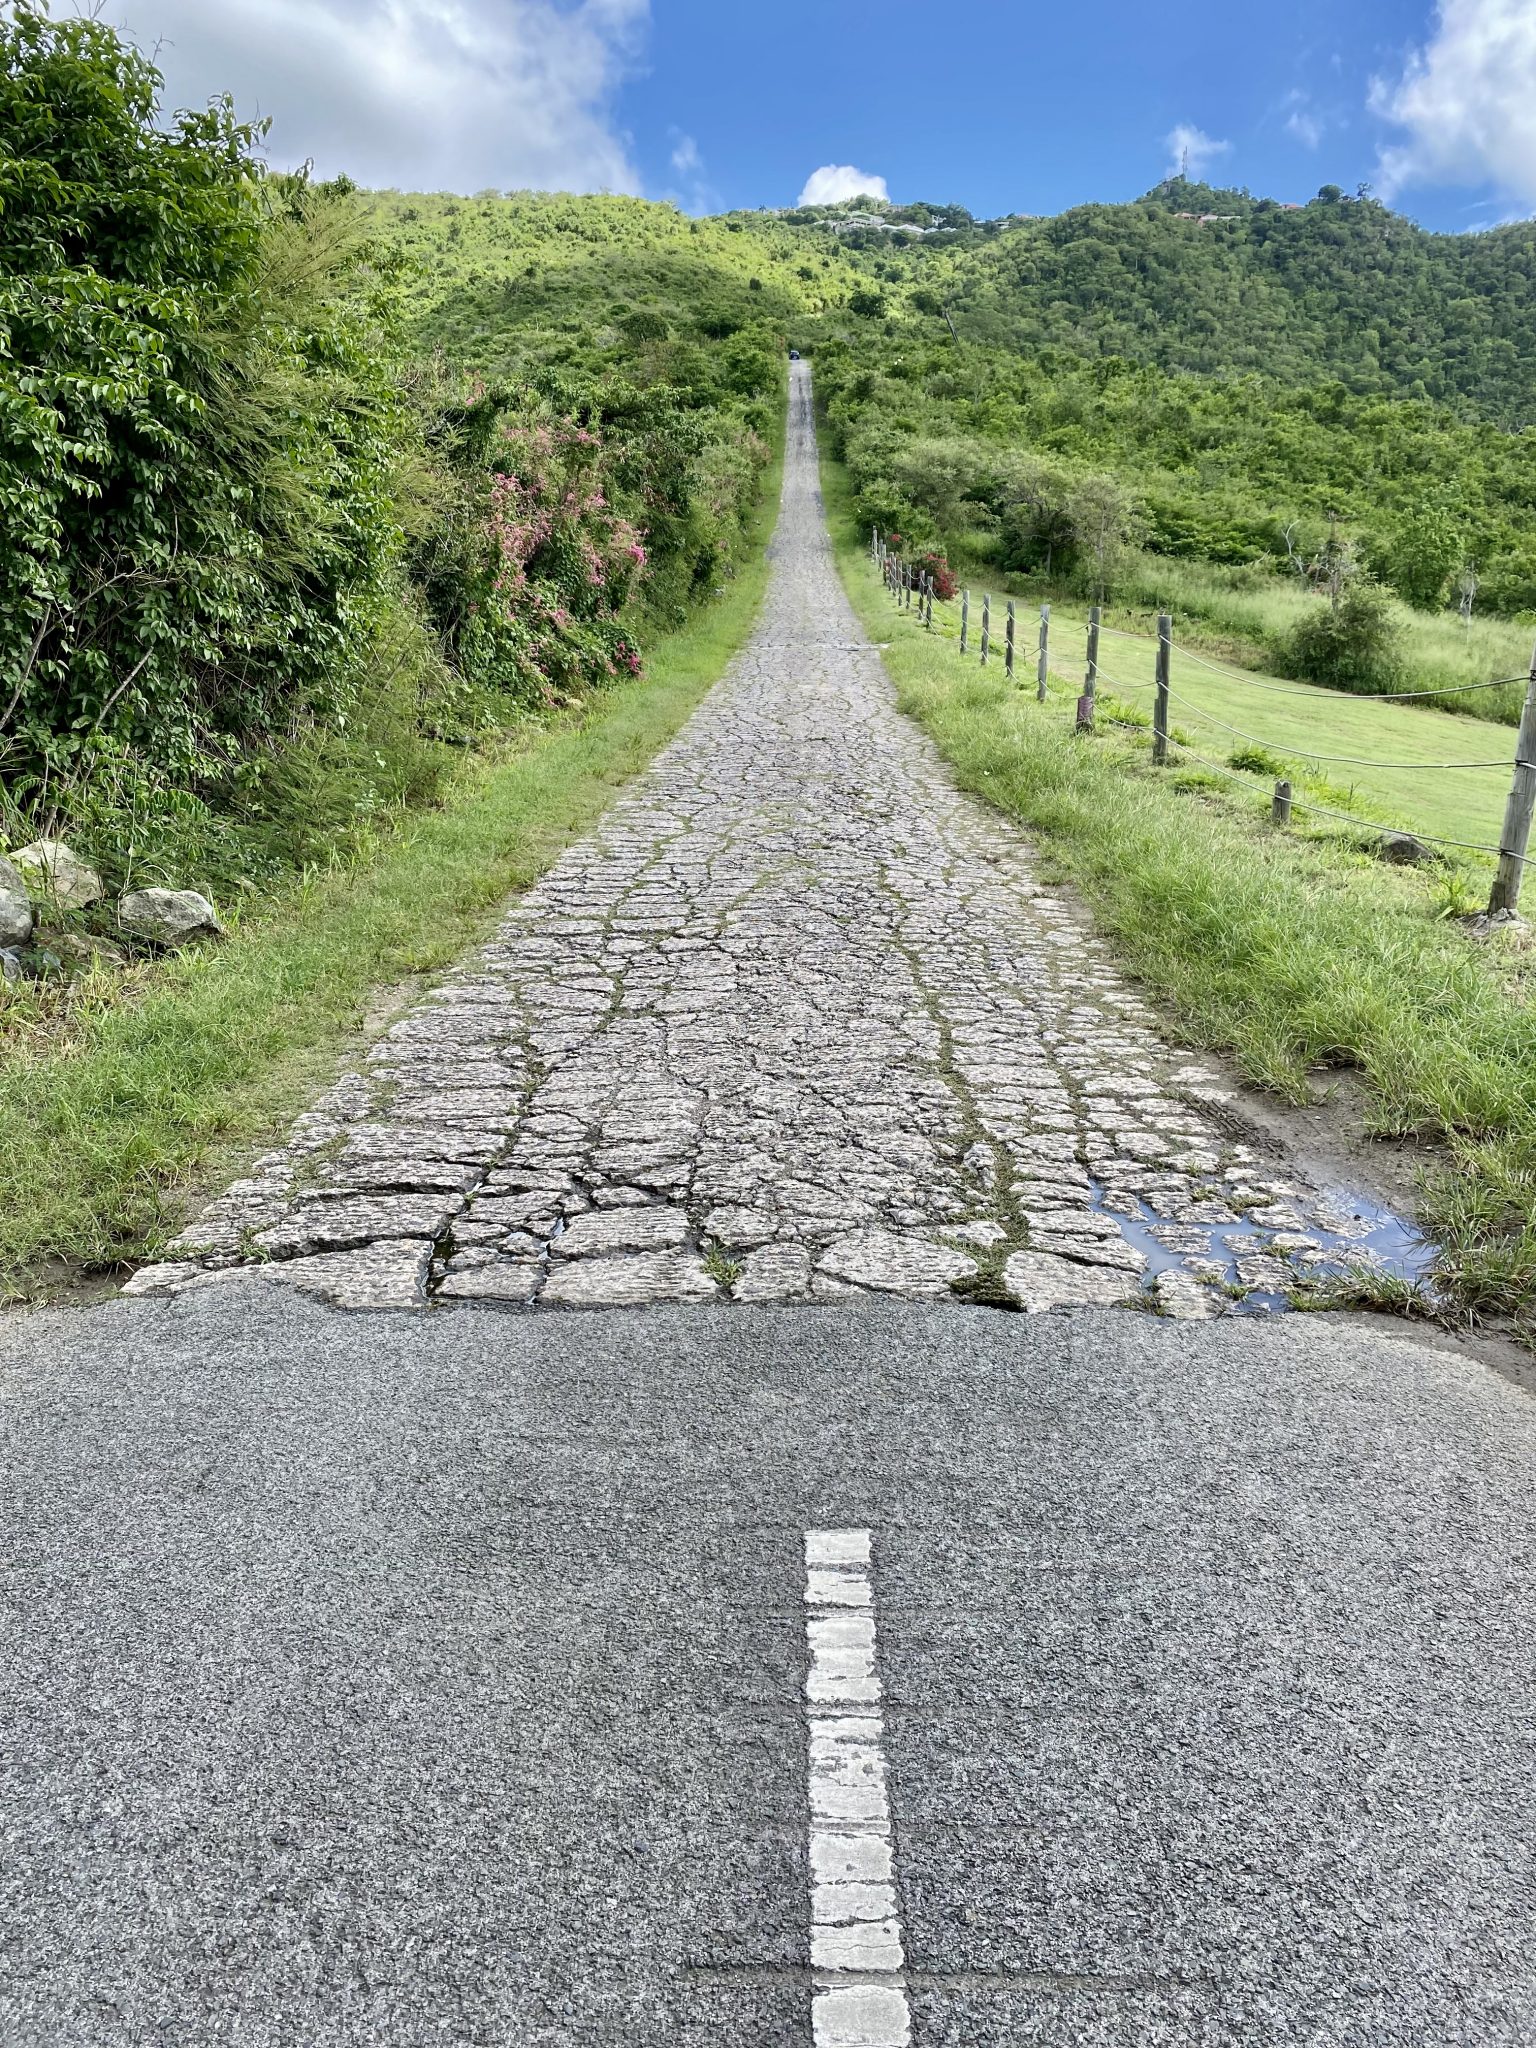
828;456;1536;1340
910;588;1522;858
0;450;782;1298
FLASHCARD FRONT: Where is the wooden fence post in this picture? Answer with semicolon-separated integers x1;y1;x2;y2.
1152;612;1172;764
980;594;991;665
1489;644;1536;916
924;574;934;630
1036;603;1051;703
1005;600;1016;679
1273;779;1293;826
1077;602;1100;731
960;591;969;654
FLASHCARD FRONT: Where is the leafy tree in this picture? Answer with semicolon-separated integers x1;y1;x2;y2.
0;5;401;787
1384;502;1462;609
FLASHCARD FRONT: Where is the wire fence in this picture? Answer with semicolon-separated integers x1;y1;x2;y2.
872;533;1536;919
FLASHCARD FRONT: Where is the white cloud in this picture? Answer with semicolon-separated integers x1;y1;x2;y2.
798;163;890;206
95;0;648;193
1283;92;1324;148
669;132;702;178
664;127;716;213
1165;122;1230;179
1370;0;1536;206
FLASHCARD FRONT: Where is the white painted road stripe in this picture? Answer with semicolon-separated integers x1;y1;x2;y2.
804;1530;912;2048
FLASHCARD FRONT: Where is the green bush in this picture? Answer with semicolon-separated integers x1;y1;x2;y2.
1285;582;1403;694
1383;502;1462;609
0;7;403;790
1229;744;1292;778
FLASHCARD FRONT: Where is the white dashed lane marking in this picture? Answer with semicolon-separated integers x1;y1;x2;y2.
804;1530;911;2048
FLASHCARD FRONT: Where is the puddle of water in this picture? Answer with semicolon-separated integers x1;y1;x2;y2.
1089;1179;1436;1316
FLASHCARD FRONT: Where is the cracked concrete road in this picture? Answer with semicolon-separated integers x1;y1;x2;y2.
128;363;1402;1316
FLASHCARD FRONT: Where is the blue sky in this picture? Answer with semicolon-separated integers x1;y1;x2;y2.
114;0;1536;232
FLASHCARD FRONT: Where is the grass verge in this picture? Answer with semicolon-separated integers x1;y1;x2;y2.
0;450;782;1299
825;453;1536;1341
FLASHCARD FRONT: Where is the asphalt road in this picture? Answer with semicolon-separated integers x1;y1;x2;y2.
2;1289;1534;2045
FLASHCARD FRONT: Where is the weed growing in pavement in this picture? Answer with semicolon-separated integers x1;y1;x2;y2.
702;1245;744;1290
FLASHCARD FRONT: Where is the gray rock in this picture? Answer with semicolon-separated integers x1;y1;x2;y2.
0;948;21;984
540;1252;718;1308
120;1261;209;1297
1375;831;1432;866
252;1192;465;1258
1153;1270;1225;1320
435;1262;543;1303
1002;1251;1141;1313
126;1240;432;1310
0;853;33;949
8;840;103;912
731;1244;813;1303
117;887;223;945
1027;1229;1147;1273
313;1157;483;1196
246;1240;433;1310
816;1228;975;1299
553;1207;689;1259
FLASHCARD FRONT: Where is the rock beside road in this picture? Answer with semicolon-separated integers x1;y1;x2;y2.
0;853;33;949
117;887;224;945
9;839;103;911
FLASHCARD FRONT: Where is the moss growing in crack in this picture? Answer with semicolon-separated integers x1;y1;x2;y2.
949;1265;1023;1311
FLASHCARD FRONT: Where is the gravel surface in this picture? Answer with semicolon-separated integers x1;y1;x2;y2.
2;1291;1533;2044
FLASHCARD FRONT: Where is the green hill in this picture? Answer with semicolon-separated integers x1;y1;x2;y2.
784;181;1536;425
774;189;1536;695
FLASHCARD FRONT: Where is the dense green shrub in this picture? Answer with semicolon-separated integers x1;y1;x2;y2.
0;6;404;797
1285;583;1403;694
1382;503;1463;609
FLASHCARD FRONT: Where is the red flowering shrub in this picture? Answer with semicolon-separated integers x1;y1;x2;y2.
912;551;958;601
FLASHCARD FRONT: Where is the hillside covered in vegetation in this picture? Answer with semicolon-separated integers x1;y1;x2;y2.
0;10;823;903
789;179;1536;422
772;190;1536;709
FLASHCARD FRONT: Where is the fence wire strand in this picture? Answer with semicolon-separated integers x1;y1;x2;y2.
1096;619;1533;703
1159;682;1516;771
1161;734;1523;863
876;566;1528;870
